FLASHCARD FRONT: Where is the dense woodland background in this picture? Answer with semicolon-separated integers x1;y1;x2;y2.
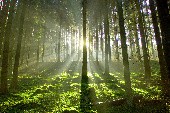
0;0;170;112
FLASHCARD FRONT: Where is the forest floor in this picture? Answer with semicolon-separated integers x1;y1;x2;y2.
0;60;169;113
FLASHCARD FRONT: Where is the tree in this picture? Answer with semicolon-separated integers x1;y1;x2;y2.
149;0;169;98
10;0;27;90
156;0;170;79
133;13;141;61
116;0;132;104
0;0;17;94
104;0;110;76
0;0;10;65
96;24;99;62
58;22;61;62
135;0;151;80
80;0;90;112
100;23;104;61
155;0;170;98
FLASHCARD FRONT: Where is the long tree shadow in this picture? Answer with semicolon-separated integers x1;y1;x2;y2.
2;59;168;112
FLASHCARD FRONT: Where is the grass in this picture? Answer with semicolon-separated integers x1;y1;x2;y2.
0;60;168;112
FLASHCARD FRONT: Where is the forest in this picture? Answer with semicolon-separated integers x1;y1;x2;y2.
0;0;170;112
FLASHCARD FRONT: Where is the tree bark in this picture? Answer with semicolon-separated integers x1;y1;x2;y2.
10;0;27;90
155;0;170;97
117;0;132;104
42;33;45;62
0;0;10;65
78;28;81;60
37;39;40;63
80;0;90;112
0;0;17;94
104;0;109;75
133;16;141;61
108;35;111;61
88;29;91;61
156;0;170;79
58;24;61;62
135;0;151;79
96;25;99;62
114;26;120;61
100;24;104;61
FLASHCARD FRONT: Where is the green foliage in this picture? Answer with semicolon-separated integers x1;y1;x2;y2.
0;60;167;112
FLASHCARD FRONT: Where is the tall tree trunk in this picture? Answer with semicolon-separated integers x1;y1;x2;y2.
104;0;109;75
37;39;40;63
10;0;27;90
108;8;111;62
80;0;90;112
133;15;141;61
117;0;132;104
42;35;45;62
156;0;170;79
0;0;17;94
20;37;26;65
113;14;119;61
55;39;58;61
155;0;170;97
143;0;155;59
108;35;111;61
78;28;81;60
0;0;10;65
150;36;155;59
27;47;30;66
96;25;99;62
58;24;61;62
71;28;74;56
114;26;120;61
91;31;94;58
62;31;66;61
100;24;104;61
75;30;78;58
88;29;91;61
66;30;69;59
82;0;88;93
135;0;151;79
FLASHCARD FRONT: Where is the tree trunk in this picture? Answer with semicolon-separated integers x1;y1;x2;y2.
155;0;170;97
88;30;91;61
78;28;81;60
156;0;170;79
37;39;40;63
104;0;109;75
66;30;69;59
80;0;90;112
117;0;132;105
135;0;151;79
0;0;10;65
108;35;111;61
20;37;26;65
10;0;27;90
58;24;61;62
114;26;120;61
100;24;104;61
96;25;99;62
0;0;17;94
26;46;30;66
75;30;78;59
91;31;94;58
133;15;141;61
42;35;45;62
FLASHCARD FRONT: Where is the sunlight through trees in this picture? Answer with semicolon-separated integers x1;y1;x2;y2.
0;0;170;112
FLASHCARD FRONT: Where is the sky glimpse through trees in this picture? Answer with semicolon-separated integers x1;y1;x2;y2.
0;0;170;112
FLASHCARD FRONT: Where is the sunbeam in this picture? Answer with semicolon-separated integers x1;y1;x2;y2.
0;0;169;112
